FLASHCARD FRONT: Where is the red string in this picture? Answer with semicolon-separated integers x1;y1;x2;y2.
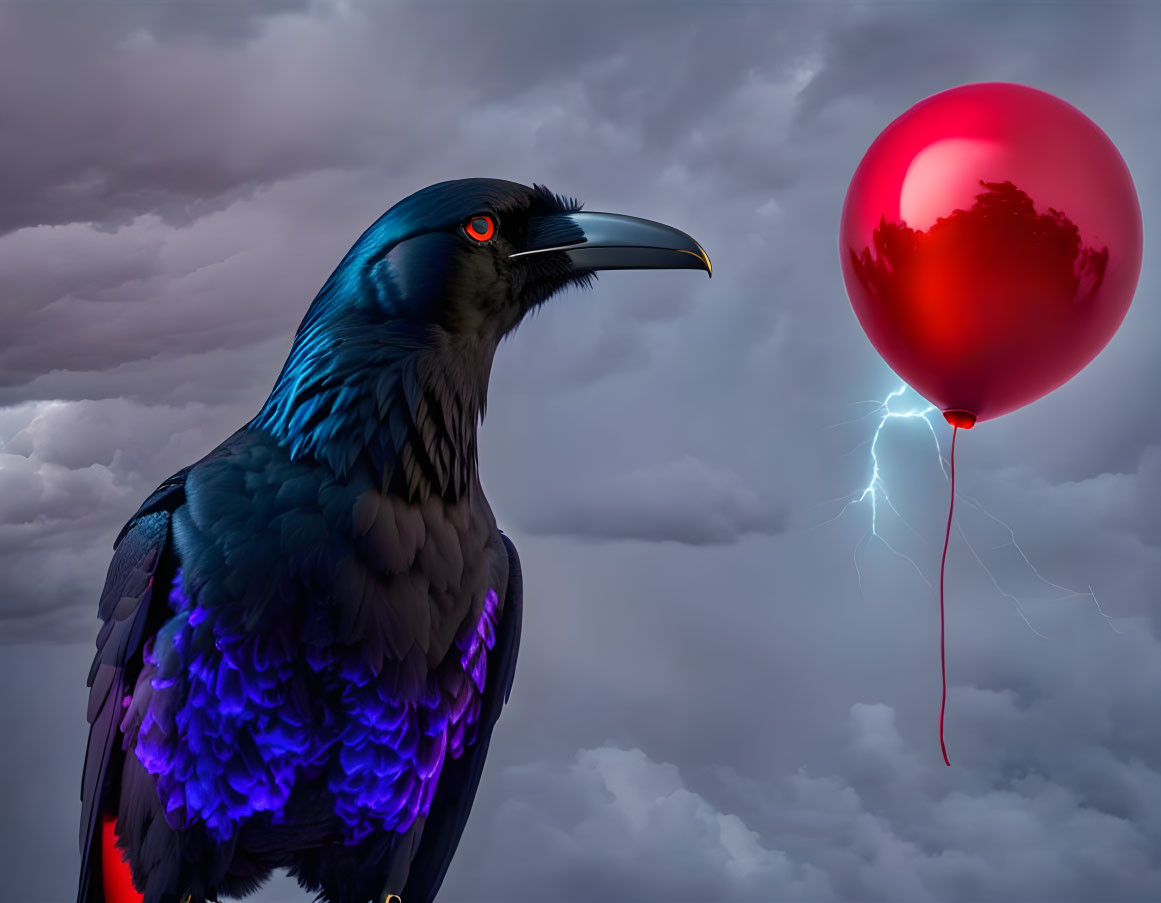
938;425;958;767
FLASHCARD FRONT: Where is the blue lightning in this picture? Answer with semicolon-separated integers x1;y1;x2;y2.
837;386;940;536
822;387;942;591
822;384;1118;636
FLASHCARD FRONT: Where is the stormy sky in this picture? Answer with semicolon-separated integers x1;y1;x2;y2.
2;0;1159;900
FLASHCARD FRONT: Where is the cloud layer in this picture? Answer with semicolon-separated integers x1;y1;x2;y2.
1;0;1159;901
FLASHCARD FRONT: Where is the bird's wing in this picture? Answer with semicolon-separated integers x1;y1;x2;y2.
401;531;524;903
77;471;188;903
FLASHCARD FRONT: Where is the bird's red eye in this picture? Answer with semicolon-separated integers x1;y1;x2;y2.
464;215;495;242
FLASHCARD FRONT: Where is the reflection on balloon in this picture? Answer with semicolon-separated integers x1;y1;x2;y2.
849;179;1111;424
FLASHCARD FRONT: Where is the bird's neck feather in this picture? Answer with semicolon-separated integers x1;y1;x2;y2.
255;322;496;502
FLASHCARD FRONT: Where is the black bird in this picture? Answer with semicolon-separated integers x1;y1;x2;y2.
78;178;711;903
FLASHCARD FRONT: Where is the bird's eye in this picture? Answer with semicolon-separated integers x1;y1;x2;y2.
464;214;495;242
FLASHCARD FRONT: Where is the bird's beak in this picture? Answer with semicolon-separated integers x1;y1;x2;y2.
510;212;712;277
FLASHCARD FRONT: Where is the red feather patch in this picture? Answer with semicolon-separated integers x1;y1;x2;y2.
101;814;143;903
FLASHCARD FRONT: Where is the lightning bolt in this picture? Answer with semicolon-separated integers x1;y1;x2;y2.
821;387;941;594
821;384;1118;635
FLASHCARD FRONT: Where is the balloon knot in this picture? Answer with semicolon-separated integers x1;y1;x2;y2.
943;410;977;429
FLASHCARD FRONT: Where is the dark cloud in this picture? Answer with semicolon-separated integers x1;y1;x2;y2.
796;1;1144;125
520;456;787;545
449;682;1161;902
0;397;242;642
0;188;344;393
456;744;835;902
0;2;348;234
2;0;1160;901
122;0;314;43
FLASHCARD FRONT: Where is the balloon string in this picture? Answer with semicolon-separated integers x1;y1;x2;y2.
939;424;958;767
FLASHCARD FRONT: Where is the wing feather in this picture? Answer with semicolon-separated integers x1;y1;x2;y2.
401;531;523;903
77;476;186;903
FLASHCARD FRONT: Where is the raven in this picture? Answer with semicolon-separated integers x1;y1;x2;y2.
77;178;710;903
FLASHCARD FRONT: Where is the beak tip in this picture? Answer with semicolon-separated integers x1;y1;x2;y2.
676;247;711;277
679;243;712;277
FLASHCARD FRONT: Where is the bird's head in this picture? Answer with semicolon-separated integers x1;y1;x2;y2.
258;178;710;489
310;177;711;345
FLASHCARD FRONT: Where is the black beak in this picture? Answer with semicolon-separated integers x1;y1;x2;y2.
511;211;712;277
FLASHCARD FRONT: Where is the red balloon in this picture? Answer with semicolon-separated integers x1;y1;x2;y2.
840;82;1143;427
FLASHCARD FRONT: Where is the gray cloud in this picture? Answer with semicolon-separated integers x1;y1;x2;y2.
521;456;787;545
0;397;249;642
460;744;835;902
449;691;1161;902
0;188;346;394
0;2;343;233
